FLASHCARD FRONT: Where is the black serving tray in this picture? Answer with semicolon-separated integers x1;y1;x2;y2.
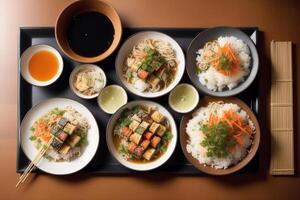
17;27;259;175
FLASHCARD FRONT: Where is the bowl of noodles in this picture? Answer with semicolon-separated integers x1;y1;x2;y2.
115;31;185;98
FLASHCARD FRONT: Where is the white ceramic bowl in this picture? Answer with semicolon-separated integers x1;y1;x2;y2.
106;100;177;171
20;98;99;175
20;44;63;86
115;31;185;98
69;64;107;99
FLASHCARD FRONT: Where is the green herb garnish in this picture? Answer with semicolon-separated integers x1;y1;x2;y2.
200;122;236;158
80;136;88;146
138;47;166;73
219;54;232;71
29;135;37;141
162;131;173;141
30;126;35;132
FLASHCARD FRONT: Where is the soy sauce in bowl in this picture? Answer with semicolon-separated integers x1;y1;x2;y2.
67;11;115;58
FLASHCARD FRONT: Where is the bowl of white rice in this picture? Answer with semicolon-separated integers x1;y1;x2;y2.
180;96;260;175
186;27;259;97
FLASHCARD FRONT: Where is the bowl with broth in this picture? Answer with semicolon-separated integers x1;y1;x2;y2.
55;0;122;63
20;45;63;86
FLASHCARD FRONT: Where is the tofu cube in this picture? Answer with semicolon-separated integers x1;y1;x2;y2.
151;111;165;123
139;121;150;129
140;140;150;149
59;144;71;155
131;114;141;123
128;142;138;153
67;134;81;147
51;138;63;151
147;75;161;88
50;125;60;136
143;148;156;160
149;122;160;133
140;105;152;114
144;131;154;140
57;131;68;142
120;127;133;139
135;126;146;135
129;120;140;131
150;136;161;148
129;133;142;145
58;117;68;128
134;146;144;159
156;125;166;137
63;123;77;135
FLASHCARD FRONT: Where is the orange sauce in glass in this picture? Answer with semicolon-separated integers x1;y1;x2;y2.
28;51;59;81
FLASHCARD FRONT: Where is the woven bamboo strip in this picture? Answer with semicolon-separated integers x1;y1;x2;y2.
270;41;294;175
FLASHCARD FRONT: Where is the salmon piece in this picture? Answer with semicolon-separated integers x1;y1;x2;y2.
144;131;154;140
137;69;149;80
140;140;150;149
128;142;137;153
150;136;161;148
134;146;144;158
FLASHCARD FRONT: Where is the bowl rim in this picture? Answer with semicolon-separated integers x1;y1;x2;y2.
168;83;200;113
186;26;259;97
97;84;128;114
106;100;178;171
55;0;122;63
115;31;185;98
69;64;107;99
19;44;64;87
179;96;261;175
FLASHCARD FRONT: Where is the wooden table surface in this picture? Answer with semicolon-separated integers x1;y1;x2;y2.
1;0;299;199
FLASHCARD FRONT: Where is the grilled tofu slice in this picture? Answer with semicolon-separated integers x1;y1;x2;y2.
156;125;166;137
131;114;142;123
128;142;138;153
140;140;150;149
58;117;68;128
147;75;161;88
59;144;71;155
139;121;150;130
50;124;60;136
67;134;81;147
151;111;165;123
129;120;140;131
129;133;142;145
151;136;161;148
120;127;133;139
51;138;63;151
143;148;156;160
57;131;68;142
63;123;77;135
144;131;154;140
133;146;144;159
149;122;160;133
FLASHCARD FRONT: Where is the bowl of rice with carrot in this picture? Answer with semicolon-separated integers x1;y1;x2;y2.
180;96;260;175
186;27;259;97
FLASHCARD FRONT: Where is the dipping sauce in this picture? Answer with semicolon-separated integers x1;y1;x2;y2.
28;50;59;82
98;85;127;114
67;11;115;57
169;84;199;113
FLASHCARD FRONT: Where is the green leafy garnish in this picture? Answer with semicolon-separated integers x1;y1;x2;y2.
138;47;166;73
219;54;232;71
200;122;236;158
30;126;35;132
162;131;173;141
29;135;37;141
118;143;129;155
80;136;88;146
131;106;140;114
50;108;65;116
127;71;133;79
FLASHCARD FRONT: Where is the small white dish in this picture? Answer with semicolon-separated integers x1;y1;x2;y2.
168;83;199;113
20;44;63;86
69;64;107;99
20;98;99;175
97;85;128;114
106;100;177;171
115;31;185;98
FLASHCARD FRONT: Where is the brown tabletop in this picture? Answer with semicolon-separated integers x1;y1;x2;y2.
0;0;300;199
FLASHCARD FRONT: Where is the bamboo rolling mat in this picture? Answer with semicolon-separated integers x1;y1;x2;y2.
270;41;294;175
